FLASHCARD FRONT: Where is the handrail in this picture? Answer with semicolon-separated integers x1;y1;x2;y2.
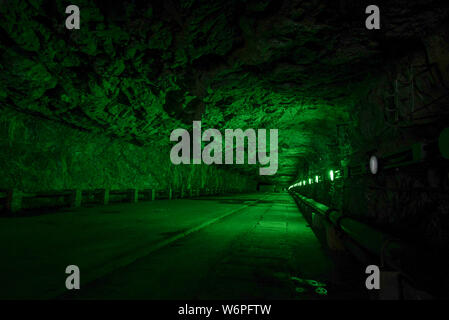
292;192;411;256
289;190;442;296
1;186;234;214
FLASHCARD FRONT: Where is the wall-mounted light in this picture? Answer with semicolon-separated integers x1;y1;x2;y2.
309;178;312;184
369;155;378;174
329;170;334;181
315;175;319;183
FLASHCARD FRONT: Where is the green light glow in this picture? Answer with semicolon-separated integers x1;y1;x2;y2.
329;170;334;181
335;170;341;179
309;178;312;184
303;180;306;185
315;175;319;183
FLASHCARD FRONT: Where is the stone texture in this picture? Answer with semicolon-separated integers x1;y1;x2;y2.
0;108;256;193
1;0;447;185
1;0;449;246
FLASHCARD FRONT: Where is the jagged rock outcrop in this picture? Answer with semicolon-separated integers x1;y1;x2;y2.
1;0;448;185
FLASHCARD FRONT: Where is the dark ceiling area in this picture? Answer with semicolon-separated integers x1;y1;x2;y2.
1;0;448;185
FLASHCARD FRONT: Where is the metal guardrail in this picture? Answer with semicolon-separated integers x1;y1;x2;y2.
0;186;239;214
292;192;410;259
290;190;443;297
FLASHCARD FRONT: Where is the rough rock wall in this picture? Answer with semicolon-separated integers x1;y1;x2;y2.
301;28;449;249
7;0;449;185
0;108;256;193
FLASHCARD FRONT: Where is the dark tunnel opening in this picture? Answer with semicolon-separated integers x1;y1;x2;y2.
0;0;449;305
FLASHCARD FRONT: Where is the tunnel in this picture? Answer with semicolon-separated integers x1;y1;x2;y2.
0;0;449;304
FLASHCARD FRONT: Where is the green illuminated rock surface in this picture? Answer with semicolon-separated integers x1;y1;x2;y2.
1;0;449;287
0;0;448;189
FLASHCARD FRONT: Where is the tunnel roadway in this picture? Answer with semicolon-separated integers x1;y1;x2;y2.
0;192;363;299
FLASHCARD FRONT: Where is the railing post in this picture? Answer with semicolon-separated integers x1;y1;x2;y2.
71;189;82;208
151;189;156;201
180;186;184;199
6;189;22;213
130;188;138;203
100;188;109;205
169;187;172;200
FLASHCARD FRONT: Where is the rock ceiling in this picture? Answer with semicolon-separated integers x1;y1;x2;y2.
1;0;448;184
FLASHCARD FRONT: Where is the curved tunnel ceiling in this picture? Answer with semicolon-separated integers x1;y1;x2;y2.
1;0;448;185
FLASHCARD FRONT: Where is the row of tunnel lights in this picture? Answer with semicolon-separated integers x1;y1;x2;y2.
288;169;340;190
287;156;380;191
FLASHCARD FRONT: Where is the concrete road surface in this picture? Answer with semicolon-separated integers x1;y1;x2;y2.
0;192;365;299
